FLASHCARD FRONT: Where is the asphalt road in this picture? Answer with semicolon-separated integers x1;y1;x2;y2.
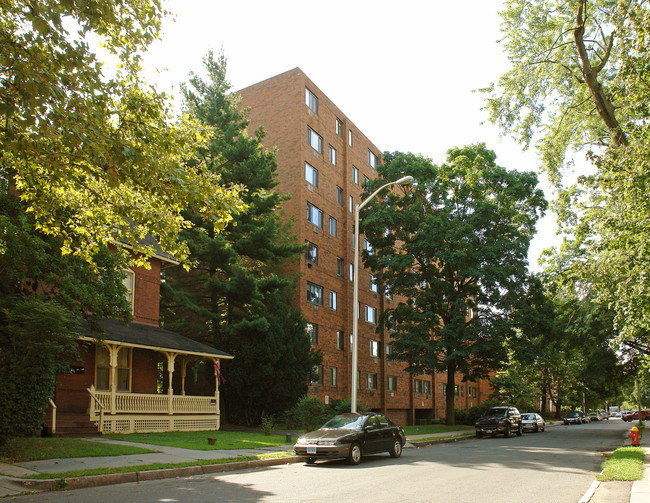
11;419;631;503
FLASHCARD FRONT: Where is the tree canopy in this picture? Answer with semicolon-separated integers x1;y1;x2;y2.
362;145;546;424
1;0;243;265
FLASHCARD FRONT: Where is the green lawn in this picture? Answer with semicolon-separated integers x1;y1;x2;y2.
103;430;292;450
403;424;474;436
0;437;155;463
597;446;646;481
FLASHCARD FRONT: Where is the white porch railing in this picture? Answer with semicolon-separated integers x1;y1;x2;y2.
89;390;218;415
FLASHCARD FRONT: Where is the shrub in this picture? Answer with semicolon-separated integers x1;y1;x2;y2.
283;396;332;432
330;399;369;415
260;414;274;436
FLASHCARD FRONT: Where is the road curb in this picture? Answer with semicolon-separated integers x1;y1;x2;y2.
409;434;474;448
12;455;307;493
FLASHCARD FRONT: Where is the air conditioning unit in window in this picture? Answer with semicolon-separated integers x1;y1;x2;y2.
307;184;314;192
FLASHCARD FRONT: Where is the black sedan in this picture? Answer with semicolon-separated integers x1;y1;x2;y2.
293;412;406;465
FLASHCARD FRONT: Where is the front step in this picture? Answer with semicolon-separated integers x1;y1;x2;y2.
44;411;100;437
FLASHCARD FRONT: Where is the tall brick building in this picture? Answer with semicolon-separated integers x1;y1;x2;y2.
238;68;490;426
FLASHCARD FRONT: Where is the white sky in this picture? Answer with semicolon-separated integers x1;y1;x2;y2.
138;0;571;270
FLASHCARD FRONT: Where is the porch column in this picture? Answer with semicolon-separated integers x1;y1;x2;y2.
213;359;221;414
166;352;178;415
106;344;120;415
180;357;187;396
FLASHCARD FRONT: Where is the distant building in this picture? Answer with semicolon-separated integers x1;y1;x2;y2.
238;68;491;426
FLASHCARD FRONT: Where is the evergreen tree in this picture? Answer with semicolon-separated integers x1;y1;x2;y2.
160;52;314;425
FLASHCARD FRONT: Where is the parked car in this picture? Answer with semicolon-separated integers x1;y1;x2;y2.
521;413;545;433
588;412;600;422
599;411;610;420
475;406;522;438
579;412;591;423
293;412;406;465
563;412;583;425
622;410;650;422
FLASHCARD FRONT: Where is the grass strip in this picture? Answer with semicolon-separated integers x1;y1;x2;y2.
597;446;645;482
403;424;474;435
0;437;155;463
103;430;291;450
22;451;294;480
410;432;474;442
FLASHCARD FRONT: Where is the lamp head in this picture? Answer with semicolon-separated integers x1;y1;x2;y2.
396;175;414;185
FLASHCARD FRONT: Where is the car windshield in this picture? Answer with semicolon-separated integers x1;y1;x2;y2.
521;414;534;420
485;407;508;417
321;415;366;430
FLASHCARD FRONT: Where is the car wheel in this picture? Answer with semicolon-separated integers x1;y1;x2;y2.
541;425;545;432
504;424;511;438
306;457;317;464
534;424;538;433
389;439;403;458
347;442;362;465
476;431;483;439
517;424;523;436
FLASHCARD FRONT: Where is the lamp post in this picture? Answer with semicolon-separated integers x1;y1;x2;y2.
351;175;414;413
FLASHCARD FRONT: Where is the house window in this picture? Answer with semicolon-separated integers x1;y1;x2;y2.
95;345;110;390
368;149;378;169
96;345;130;392
337;257;344;276
365;305;377;324
367;373;378;390
337;331;345;350
387;375;397;392
329;145;337;165
329;290;337;310
311;365;323;385
123;269;135;314
369;274;378;293
307;282;323;306
336;186;344;205
307;202;323;228
370;340;380;357
331;367;338;387
349;195;353;213
305;241;318;264
306;322;318;345
305;162;318;187
348;130;353;146
329;216;337;237
307;127;323;153
336;118;343;137
305;87;318;113
352;166;359;184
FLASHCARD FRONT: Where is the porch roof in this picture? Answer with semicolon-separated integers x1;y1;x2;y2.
80;319;233;360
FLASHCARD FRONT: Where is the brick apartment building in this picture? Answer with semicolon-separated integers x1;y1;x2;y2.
238;68;491;426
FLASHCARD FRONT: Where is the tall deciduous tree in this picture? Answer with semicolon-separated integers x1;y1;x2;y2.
160;52;315;425
362;145;546;425
1;0;243;265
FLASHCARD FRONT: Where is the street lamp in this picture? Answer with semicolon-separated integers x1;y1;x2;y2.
351;175;414;413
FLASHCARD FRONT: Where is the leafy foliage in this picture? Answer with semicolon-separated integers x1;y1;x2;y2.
361;145;546;425
1;0;243;265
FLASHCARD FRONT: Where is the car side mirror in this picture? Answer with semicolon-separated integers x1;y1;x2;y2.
365;424;376;431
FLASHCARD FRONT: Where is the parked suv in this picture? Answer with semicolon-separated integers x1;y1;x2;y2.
475;406;522;438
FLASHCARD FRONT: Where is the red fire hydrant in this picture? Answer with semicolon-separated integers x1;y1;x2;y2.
628;426;640;447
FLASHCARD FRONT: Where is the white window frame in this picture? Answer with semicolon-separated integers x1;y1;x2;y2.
308;126;323;153
123;269;135;314
365;305;377;324
349;195;353;213
305;162;318;187
307;282;324;306
307;202;323;228
306;322;318;345
305;241;318;264
369;274;378;293
336;118;343;137
329;145;337;165
387;375;397;392
368;149;378;169
367;372;378;390
305;87;318;113
336;186;344;205
331;367;338;387
370;340;379;357
352;166;359;184
348;129;353;146
329;216;337;237
329;290;337;311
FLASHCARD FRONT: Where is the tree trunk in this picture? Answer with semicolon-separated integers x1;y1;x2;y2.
445;361;456;426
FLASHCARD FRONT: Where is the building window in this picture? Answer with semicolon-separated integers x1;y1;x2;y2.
307;282;324;306
308;127;323;153
123;269;135;314
95;345;110;390
336;186;344;205
455;385;460;396
352;166;359;184
349;263;354;281
365;305;377;324
329;290;337;311
306;322;318;345
337;331;345;350
385;283;392;301
349;195;353;213
330;367;338;387
370;340;380;357
443;383;447;396
305;87;318;113
368;149;378;169
336;118;343;137
386;342;393;356
348;130;353;146
329;216;337;237
364;239;374;255
460;386;464;396
387;375;397;392
307;202;323;228
311;365;323;385
367;373;378;390
329;145;337;165
305;241;318;264
415;379;424;394
305;162;318;187
337;257;344;276
96;346;130;392
363;174;369;185
369;274;378;293
423;381;431;394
